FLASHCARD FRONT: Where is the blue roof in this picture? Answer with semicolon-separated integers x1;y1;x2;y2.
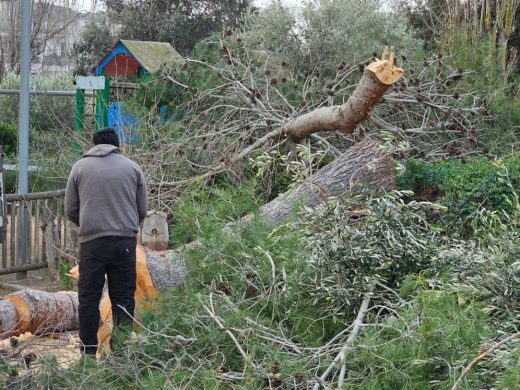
93;40;183;76
93;41;145;76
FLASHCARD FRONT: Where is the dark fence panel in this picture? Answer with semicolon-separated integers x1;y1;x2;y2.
0;190;76;275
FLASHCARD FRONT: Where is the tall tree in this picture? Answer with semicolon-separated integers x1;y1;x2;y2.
0;0;83;75
104;0;252;54
401;0;520;77
70;14;115;75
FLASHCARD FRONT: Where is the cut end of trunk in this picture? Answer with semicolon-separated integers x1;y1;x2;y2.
366;49;403;85
365;59;403;85
4;295;31;334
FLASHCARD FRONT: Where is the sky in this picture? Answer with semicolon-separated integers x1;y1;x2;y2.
253;0;302;7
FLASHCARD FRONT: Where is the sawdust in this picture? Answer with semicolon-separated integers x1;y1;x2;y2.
0;331;82;370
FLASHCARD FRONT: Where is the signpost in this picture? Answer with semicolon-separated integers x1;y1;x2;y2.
75;76;110;132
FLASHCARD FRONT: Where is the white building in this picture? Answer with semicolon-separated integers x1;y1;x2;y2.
0;1;91;75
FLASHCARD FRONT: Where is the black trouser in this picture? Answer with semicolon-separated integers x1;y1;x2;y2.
78;236;137;356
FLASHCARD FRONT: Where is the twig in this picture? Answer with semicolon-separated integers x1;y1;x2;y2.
201;292;262;373
313;284;374;390
451;331;520;390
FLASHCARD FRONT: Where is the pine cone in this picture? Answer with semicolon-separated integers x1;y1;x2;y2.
245;283;258;298
9;337;18;348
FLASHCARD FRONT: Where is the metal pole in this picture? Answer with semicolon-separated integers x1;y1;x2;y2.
75;89;85;131
16;0;31;280
0;146;5;245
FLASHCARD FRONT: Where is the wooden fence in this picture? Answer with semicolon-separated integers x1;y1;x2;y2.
0;189;77;275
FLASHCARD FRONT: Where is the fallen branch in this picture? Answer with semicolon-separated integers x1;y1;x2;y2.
156;49;403;188
202;291;263;374
451;331;520;390
312;284;374;390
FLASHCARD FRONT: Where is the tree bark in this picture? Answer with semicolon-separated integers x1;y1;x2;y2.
259;137;395;224
0;290;78;338
285;59;403;141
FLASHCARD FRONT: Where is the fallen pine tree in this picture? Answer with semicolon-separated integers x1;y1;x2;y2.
0;52;402;351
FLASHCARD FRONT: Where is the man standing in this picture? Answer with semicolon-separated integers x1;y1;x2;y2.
65;128;147;357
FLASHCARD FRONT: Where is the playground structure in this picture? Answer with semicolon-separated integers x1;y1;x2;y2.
74;40;184;142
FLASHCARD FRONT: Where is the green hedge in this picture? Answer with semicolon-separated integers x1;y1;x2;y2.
397;155;520;235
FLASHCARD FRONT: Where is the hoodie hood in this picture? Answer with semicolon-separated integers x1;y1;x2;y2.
84;144;120;158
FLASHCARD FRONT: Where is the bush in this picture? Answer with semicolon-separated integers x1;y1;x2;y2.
0;121;17;157
0;72;75;133
397;155;520;236
293;191;441;327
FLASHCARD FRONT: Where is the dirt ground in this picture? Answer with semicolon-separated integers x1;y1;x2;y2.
0;269;82;374
0;268;61;296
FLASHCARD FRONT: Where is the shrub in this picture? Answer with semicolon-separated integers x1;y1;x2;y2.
293;191;441;325
0;121;17;157
0;72;75;133
397;155;520;236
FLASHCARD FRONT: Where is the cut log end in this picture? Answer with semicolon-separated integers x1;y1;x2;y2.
365;47;403;85
366;59;403;86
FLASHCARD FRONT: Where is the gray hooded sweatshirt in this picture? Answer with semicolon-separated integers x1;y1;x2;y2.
65;144;148;243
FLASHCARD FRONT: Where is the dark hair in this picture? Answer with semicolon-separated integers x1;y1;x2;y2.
93;128;119;147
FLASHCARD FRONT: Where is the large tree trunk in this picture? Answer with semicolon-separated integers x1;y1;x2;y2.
259;137;394;224
0;290;78;338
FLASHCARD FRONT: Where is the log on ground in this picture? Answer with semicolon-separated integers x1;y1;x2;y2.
0;290;78;338
259;137;395;224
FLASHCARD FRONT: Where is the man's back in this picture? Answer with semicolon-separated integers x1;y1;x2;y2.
65;144;147;243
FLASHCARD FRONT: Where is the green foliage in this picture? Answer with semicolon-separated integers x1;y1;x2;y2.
397;155;520;235
301;0;419;71
0;72;75;132
239;4;303;70
346;291;492;389
432;196;520;328
0;122;17;157
59;260;74;290
71;15;116;76
169;180;261;246
294;191;441;323
135;39;224;113
239;0;419;74
436;29;520;155
19;182;520;388
106;0;251;55
250;143;329;201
